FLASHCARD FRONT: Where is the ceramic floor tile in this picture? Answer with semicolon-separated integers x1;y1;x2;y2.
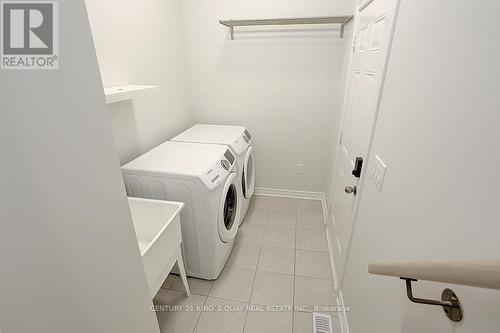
209;266;256;303
250;271;294;307
248;196;269;212
244;310;292;333
296;210;325;230
156;290;206;333
227;242;261;270
295;250;333;280
161;274;176;289
293;311;341;333
294;276;337;313
194;297;247;333
243;208;267;226
296;229;328;252
262;227;295;249
170;275;213;296
296;200;324;231
297;199;323;213
265;197;298;212
237;224;265;245
252;196;298;213
267;210;296;229
257;246;294;275
153;288;167;305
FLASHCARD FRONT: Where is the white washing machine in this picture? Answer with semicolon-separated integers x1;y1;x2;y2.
122;141;242;280
172;124;255;224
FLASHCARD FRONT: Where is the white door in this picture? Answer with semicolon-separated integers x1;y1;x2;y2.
330;0;399;287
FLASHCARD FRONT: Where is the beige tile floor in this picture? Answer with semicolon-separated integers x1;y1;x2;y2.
154;196;342;333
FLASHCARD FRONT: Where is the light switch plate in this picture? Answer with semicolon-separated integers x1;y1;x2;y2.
371;154;387;191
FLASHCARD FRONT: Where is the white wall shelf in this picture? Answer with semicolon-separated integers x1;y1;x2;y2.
104;85;158;104
219;16;353;40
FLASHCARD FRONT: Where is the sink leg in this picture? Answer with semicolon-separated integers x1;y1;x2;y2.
177;252;191;296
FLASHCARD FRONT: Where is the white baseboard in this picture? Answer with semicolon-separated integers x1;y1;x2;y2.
337;290;349;333
323;202;348;333
325;225;339;291
254;187;324;200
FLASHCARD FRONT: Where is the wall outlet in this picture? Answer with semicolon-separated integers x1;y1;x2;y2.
296;163;305;175
371;155;387;191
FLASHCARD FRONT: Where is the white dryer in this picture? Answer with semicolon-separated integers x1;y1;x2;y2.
172;124;255;224
122;141;241;280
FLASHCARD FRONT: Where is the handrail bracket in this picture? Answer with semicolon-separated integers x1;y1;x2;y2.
401;278;463;322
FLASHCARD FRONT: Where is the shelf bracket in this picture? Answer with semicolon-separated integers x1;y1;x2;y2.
340;23;345;38
401;278;463;322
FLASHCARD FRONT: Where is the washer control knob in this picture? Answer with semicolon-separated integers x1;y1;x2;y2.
221;160;230;170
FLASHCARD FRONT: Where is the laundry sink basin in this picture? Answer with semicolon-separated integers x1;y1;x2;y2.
127;197;188;297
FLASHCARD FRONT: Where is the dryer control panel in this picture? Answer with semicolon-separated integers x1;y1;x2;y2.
199;149;236;190
231;131;252;156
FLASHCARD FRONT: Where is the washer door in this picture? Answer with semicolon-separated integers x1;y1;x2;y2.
218;172;241;243
242;146;255;199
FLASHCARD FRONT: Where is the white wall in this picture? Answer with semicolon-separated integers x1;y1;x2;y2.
0;1;159;332
180;0;353;193
341;1;500;332
85;0;191;165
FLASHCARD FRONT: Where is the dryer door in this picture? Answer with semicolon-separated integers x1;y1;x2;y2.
242;146;255;199
218;172;241;243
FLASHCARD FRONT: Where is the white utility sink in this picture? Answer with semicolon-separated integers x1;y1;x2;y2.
127;197;190;297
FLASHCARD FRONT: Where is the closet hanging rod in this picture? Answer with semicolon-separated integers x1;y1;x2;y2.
219;16;353;40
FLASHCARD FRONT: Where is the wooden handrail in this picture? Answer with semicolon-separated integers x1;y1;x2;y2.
368;261;500;290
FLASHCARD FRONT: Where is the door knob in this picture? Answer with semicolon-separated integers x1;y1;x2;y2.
345;186;357;196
